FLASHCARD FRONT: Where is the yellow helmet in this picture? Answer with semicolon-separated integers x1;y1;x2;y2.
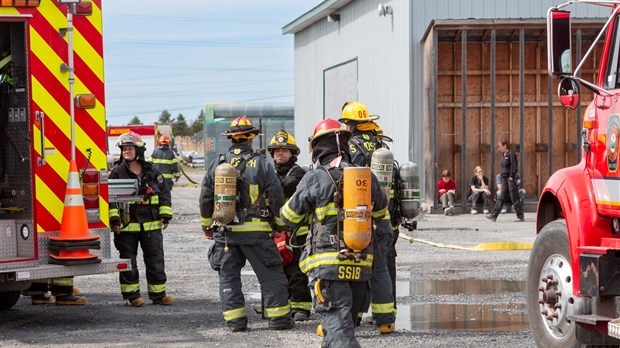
339;101;380;123
268;129;300;157
221;116;259;141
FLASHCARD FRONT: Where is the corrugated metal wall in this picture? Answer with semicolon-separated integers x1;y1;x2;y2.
291;0;607;204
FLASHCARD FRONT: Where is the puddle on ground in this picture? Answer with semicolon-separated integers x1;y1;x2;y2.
395;278;528;332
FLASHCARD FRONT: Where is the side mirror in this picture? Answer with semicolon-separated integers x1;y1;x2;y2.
547;9;572;77
558;77;580;110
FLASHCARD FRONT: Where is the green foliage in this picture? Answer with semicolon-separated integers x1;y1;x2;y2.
158;110;174;124
173;113;188;136
189;109;205;136
128;116;142;125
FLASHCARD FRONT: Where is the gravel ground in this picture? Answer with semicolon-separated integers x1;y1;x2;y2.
0;166;538;347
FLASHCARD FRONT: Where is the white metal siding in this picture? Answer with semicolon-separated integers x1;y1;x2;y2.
291;0;607;201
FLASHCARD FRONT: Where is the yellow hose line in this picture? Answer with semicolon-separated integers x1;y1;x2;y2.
400;234;532;251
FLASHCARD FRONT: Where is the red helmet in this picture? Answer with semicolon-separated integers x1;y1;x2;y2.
159;134;170;146
309;118;351;148
221;116;259;140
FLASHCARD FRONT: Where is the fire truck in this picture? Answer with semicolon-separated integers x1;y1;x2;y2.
107;124;172;169
0;0;130;310
527;1;620;346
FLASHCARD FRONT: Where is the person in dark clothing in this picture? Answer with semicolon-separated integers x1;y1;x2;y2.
109;131;174;307
339;102;395;333
468;165;492;214
150;135;180;191
281;118;389;347
267;129;312;322
486;141;525;222
200;116;294;332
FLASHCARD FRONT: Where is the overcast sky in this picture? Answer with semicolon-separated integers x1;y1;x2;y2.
102;1;315;126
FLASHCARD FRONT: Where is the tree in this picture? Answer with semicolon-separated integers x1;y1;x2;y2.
128;116;142;125
172;113;188;136
189;109;205;136
158;110;174;124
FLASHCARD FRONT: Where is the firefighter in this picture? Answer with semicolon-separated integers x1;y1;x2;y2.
281;118;389;347
369;121;402;320
109;131;174;307
200;116;294;332
267;129;312;322
21;278;86;305
339;101;396;332
149;135;180;191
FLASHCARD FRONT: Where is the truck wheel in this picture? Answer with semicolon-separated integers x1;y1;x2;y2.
0;291;21;310
527;219;579;348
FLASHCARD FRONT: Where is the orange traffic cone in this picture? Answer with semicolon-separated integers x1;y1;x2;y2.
49;160;100;265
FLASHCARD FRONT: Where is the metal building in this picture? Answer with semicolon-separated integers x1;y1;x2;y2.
283;0;607;208
202;102;294;167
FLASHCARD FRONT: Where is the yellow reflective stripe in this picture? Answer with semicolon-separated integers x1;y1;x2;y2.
249;184;259;204
383;211;391;221
128;196;160;205
372;206;388;219
150;158;177;165
121;221;162;232
264;303;291;318
390;188;395;199
299;252;373;273
372;302;395;314
315;203;338;221
159;205;172;216
201;217;213;227
281;203;305;224
121;283;140;293
291;301;312;311
223;307;247;321
162;173;175;179
297;225;309;236
174;173;181;178
110;208;119;218
274;216;284;228
51;277;73;287
229;219;273;232
148;283;166;294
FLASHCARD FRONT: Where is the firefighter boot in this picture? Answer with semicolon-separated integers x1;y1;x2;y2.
379;323;395;334
31;293;55;305
129;297;145;307
268;316;295;330
55;294;87;305
316;324;324;337
293;311;310;322
152;295;174;305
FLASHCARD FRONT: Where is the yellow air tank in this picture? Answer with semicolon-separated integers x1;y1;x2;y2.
342;167;372;252
213;163;237;225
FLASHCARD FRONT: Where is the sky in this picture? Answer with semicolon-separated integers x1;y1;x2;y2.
102;1;316;126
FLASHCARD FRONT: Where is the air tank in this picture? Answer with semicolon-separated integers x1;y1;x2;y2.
370;148;394;200
399;161;420;220
213;163;237;225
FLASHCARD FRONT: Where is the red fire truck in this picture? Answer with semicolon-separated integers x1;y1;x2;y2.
0;0;130;310
527;1;620;346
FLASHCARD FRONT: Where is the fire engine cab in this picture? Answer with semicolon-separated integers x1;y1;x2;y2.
527;1;620;346
0;0;130;310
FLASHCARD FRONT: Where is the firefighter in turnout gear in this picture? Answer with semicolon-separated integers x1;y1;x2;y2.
340;102;396;333
267;129;312;322
281;118;389;347
149;135;180;191
22;278;86;305
200;116;294;332
109;132;174;307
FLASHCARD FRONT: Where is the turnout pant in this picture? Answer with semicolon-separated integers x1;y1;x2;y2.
490;178;524;219
368;218;396;325
284;234;312;315
387;227;399;309
312;279;369;348
113;228;168;300
210;238;291;328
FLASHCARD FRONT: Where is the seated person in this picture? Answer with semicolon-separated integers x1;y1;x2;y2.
437;169;456;216
495;173;526;213
468;166;492;214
